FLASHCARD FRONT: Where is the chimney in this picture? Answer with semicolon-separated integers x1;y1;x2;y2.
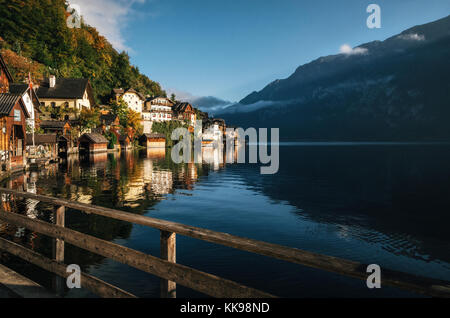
49;75;56;88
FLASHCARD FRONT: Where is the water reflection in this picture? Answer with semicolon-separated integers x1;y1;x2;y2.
0;144;449;297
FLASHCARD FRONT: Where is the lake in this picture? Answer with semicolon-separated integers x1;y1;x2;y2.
1;143;450;298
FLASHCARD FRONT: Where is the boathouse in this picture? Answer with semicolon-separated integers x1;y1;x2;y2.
78;133;108;153
139;133;166;148
119;134;132;151
26;133;58;159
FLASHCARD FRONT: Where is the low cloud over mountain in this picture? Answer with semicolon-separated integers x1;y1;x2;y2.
167;89;233;114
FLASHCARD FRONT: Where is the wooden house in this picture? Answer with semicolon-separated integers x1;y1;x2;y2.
40;120;72;136
39;120;74;153
37;76;94;120
0;94;31;171
26;133;58;159
0;53;31;171
119;134;132;151
173;102;196;126
10;83;41;131
139;133;166;148
78;133;108;153
99;113;120;133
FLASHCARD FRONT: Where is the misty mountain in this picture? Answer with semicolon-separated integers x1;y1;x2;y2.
189;95;233;113
221;15;450;141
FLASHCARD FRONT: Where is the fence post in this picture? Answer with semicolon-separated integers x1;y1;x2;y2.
52;205;65;295
160;230;176;298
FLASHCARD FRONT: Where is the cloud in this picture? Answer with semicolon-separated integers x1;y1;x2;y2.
339;44;368;55
167;88;234;113
398;33;426;41
67;0;148;52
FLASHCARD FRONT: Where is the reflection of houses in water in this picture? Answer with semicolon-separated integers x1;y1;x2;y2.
151;170;173;196
88;152;108;165
146;147;166;159
202;146;224;171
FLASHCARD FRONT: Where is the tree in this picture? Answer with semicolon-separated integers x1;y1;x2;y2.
105;131;118;149
171;93;176;102
125;109;143;139
110;98;129;127
79;107;100;133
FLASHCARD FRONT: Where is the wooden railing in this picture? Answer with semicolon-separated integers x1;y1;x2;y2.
0;188;449;298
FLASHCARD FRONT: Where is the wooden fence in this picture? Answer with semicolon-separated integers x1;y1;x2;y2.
0;188;449;298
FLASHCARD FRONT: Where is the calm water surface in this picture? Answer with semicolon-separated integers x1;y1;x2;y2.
1;143;450;297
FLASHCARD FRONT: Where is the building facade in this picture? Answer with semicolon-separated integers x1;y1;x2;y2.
173;102;196;126
113;88;145;114
36;76;94;121
0;53;31;171
142;97;174;133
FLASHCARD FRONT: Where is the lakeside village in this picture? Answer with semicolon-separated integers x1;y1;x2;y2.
0;53;237;176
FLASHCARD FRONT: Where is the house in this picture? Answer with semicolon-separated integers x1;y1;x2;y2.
0;93;31;170
40;120;72;136
10;82;41;132
113;88;145;114
99;113;120;133
37;76;94;120
139;133;166;148
119;134;133;151
173;102;196;126
202;118;226;147
39;120;75;154
78;133;108;153
142;96;174;133
0;53;31;171
26;133;58;159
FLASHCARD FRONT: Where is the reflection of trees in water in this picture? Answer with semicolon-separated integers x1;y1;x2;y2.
236;145;450;265
0;147;230;293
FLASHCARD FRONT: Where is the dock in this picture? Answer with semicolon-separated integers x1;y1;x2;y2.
0;264;57;298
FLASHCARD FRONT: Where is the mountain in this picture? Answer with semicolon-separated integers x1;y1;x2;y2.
222;15;450;141
0;0;165;104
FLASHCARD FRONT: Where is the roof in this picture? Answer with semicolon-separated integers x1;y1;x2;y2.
9;84;28;95
114;88;145;100
173;102;193;113
26;134;57;145
0;93;21;115
80;133;108;144
146;96;175;104
40;121;70;129
100;114;118;125
37;78;90;99
119;134;131;142
0;54;13;82
141;133;165;139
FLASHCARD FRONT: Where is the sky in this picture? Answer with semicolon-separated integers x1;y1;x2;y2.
69;0;450;104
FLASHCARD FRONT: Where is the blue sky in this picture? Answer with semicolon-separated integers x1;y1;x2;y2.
72;0;450;102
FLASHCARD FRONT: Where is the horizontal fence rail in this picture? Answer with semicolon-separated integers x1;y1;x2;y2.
0;188;449;298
